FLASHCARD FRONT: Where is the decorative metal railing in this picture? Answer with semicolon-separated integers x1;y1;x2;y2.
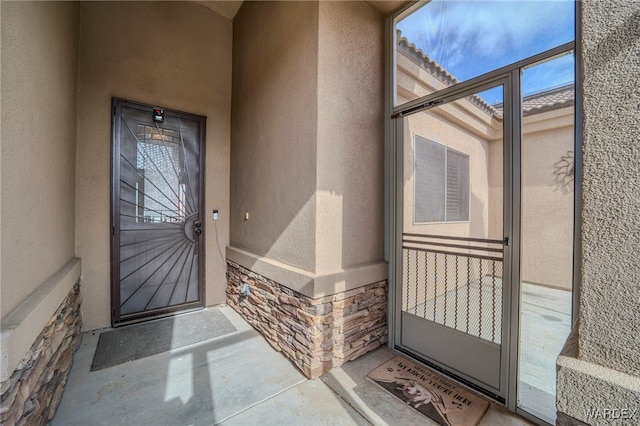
402;233;504;344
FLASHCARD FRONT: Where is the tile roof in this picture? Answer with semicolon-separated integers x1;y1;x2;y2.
492;84;575;116
522;85;575;115
397;31;499;117
397;30;575;117
397;30;459;87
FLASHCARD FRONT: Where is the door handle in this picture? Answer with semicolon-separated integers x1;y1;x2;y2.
503;237;509;246
193;221;202;236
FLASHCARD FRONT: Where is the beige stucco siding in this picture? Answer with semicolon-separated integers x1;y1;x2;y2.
316;1;385;273
75;1;232;330
557;3;640;422
400;100;501;306
231;1;387;283
578;0;640;376
398;56;502;243
1;2;79;318
402;109;496;240
521;109;575;290
396;51;449;104
231;1;319;274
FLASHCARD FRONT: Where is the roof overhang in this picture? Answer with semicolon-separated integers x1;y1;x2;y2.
194;1;411;20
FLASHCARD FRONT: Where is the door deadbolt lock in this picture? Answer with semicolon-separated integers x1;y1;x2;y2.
194;221;202;236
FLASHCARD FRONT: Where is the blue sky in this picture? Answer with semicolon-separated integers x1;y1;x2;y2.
397;0;576;103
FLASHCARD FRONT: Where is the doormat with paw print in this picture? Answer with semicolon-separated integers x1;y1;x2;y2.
368;356;489;426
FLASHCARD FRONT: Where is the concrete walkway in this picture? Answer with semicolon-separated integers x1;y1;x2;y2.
53;305;532;425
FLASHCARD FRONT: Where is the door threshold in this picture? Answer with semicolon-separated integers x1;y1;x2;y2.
113;305;204;328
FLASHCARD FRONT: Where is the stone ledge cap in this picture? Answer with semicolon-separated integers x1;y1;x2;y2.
226;246;387;299
1;258;82;382
557;326;640;425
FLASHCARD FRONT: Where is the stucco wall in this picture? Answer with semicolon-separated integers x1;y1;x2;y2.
75;1;231;330
1;1;78;318
230;1;319;273
521;110;575;290
402;109;496;240
316;1;385;273
558;2;640;423
579;0;640;375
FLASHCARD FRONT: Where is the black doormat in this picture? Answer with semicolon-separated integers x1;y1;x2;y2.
368;356;490;426
91;308;236;371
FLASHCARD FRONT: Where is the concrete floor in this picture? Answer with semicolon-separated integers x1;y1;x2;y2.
518;283;571;424
53;305;534;426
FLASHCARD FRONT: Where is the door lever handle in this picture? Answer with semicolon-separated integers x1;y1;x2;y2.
503;237;509;246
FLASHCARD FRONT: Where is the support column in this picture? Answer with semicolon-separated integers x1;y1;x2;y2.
556;2;640;424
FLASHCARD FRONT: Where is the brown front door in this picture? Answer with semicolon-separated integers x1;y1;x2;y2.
111;98;206;325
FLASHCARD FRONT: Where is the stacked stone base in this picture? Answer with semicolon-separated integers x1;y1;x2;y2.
0;282;82;425
226;261;387;378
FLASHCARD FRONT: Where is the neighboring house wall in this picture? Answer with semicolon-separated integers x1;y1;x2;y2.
401;109;496;240
557;1;640;424
400;106;498;307
521;108;575;290
228;0;387;378
398;43;575;291
1;2;82;423
75;1;232;330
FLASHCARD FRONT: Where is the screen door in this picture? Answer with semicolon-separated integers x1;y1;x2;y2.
111;99;206;325
397;83;509;398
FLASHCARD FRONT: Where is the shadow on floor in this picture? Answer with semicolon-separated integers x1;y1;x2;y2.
53;305;534;426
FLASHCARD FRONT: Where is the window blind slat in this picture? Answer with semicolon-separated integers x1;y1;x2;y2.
415;136;445;223
414;135;469;223
446;149;470;221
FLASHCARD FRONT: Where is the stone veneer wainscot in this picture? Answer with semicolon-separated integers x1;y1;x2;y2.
226;261;387;378
0;282;82;425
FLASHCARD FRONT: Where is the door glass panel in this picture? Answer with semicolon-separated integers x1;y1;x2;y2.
395;0;575;106
402;84;504;346
518;54;575;423
134;126;187;224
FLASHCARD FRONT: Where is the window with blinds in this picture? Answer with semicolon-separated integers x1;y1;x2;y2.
414;135;469;223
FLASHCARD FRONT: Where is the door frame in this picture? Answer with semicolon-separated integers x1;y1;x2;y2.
392;75;515;401
110;98;207;326
385;6;579;413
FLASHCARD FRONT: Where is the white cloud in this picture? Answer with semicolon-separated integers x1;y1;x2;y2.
398;0;575;80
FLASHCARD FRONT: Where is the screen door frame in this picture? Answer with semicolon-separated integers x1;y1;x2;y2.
392;74;515;401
